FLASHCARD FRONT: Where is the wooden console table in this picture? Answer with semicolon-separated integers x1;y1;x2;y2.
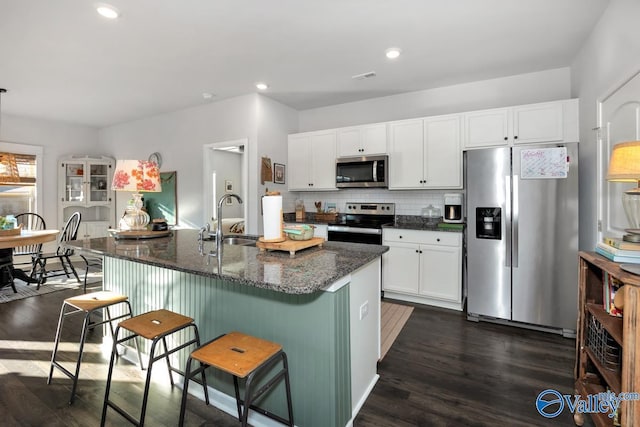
575;251;640;426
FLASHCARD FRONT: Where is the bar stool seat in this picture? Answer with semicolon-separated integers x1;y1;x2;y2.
48;290;137;405
101;309;205;427
179;331;294;427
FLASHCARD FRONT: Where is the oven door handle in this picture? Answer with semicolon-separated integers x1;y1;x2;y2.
327;226;382;235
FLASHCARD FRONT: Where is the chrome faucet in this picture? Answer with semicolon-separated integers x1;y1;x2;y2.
210;193;243;257
198;223;210;255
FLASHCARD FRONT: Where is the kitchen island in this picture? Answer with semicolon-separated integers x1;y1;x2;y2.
67;230;387;427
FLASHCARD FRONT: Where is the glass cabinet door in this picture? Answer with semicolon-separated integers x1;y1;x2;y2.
88;163;109;203
64;162;85;202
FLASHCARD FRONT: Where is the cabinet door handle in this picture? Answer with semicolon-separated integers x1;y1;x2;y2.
436;238;440;242
504;136;508;140
514;135;518;139
415;249;419;253
399;235;403;239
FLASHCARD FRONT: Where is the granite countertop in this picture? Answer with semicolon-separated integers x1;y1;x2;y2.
385;215;465;232
67;229;388;295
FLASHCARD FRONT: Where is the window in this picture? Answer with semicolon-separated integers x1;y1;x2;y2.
0;142;42;217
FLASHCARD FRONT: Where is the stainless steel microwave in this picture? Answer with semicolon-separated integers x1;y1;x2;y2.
336;155;388;188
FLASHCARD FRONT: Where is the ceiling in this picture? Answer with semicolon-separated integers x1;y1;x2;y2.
0;0;609;128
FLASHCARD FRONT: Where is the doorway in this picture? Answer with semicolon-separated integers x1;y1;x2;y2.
597;70;640;239
203;139;248;230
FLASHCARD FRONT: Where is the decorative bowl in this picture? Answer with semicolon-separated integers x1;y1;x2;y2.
284;225;315;241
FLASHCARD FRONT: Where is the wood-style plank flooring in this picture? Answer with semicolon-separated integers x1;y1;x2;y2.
0;283;589;426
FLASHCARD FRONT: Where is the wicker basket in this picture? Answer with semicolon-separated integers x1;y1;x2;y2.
314;212;338;223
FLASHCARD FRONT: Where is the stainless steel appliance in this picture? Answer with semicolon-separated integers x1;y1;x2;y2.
327;202;394;244
466;143;579;336
443;193;463;223
336;155;388;188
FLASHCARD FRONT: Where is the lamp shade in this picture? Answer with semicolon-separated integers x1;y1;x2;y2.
606;141;640;182
111;159;162;192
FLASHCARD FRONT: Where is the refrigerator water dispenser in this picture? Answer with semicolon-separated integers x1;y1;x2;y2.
476;207;501;240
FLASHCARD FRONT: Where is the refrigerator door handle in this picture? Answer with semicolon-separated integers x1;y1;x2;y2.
513;175;519;268
505;175;511;268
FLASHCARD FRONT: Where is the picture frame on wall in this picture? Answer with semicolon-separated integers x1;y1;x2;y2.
274;163;285;184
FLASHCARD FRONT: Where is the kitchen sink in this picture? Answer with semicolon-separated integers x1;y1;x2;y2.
223;237;256;246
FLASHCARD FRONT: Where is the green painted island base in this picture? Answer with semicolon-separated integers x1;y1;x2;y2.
103;256;381;427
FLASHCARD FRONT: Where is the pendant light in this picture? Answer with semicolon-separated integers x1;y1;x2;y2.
0;87;21;183
0;88;6;139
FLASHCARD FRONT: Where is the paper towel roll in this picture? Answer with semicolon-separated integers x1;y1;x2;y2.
262;195;283;241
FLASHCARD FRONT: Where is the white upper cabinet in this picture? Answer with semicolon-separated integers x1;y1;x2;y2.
463;99;579;149
388;118;424;189
424;115;462;188
337;123;387;157
463;108;510;148
388;115;462;189
287;130;337;191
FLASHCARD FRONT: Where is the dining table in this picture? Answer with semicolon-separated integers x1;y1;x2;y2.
0;229;59;290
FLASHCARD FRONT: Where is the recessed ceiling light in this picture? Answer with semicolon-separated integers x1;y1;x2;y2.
385;48;402;59
96;3;120;19
255;82;269;91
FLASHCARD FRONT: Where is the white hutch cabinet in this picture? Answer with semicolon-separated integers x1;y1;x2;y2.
58;156;115;238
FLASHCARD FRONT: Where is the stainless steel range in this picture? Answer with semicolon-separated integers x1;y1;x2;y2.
327;202;395;245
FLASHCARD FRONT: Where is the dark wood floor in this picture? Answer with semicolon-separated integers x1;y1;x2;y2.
0;283;588;426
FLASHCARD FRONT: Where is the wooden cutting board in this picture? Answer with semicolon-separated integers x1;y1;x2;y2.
256;236;324;257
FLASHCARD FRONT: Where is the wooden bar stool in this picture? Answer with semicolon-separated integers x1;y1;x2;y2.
179;331;294;427
47;290;138;405
101;309;205;427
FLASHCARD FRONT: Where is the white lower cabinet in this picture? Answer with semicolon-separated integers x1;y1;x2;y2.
382;228;463;311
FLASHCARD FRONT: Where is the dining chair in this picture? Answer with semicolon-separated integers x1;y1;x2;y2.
32;211;82;290
13;212;46;277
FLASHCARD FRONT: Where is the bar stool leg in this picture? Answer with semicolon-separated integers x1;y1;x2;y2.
101;325;122;427
47;302;68;385
233;376;242;420
241;373;255;427
178;356;195;426
68;310;92;404
137;339;157;427
162;336;174;386
282;352;294;427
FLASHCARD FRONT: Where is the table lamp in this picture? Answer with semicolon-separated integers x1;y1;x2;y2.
606;141;640;233
111;159;162;230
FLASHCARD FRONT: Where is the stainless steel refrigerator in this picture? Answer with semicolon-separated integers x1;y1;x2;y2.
466;143;578;336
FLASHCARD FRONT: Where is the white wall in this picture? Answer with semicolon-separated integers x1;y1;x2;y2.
293;68;572;216
255;95;298;231
299;68;571;131
571;0;640;250
99;94;258;230
99;93;298;233
0;113;99;230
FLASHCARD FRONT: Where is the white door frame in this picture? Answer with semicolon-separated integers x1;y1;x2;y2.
202;138;248;228
597;69;640;241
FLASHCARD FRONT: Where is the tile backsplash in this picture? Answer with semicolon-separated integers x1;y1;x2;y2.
283;189;464;217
